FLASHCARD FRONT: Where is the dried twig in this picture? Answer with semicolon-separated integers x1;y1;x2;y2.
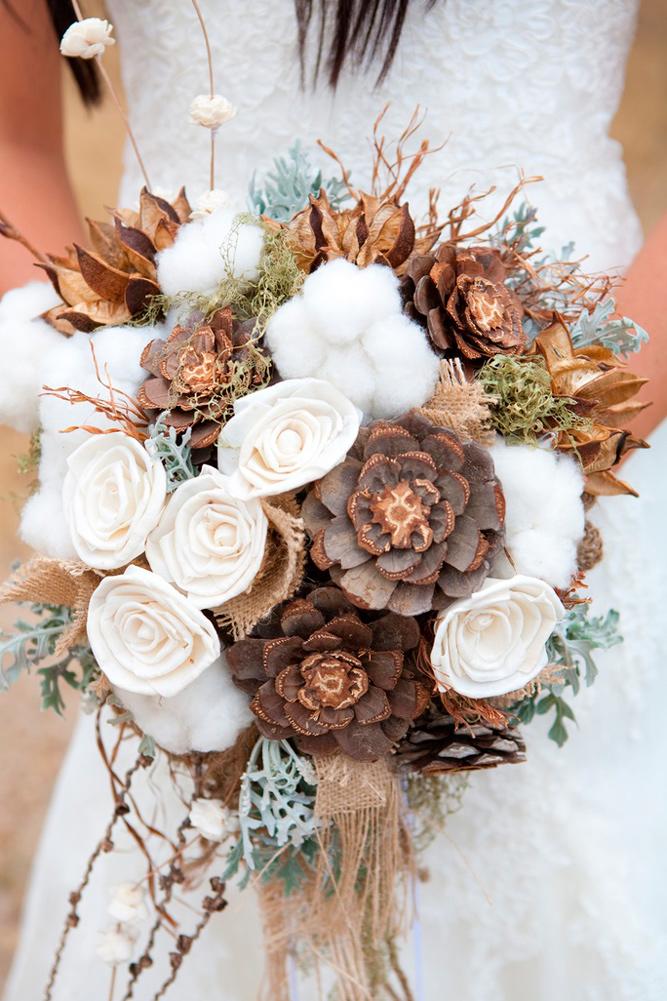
70;1;152;190
191;0;217;191
0;211;49;262
41;343;149;441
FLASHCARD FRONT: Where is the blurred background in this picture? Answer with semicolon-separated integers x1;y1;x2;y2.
0;0;666;988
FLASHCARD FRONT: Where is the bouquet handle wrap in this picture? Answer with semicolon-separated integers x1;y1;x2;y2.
259;754;413;1001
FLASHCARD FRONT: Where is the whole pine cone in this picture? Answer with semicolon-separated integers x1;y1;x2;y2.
137;306;265;449
396;707;526;774
227;586;430;762
302;411;505;616
402;244;525;360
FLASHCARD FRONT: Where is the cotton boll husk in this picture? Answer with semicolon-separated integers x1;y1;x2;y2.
20;324;160;558
156;208;263;297
318;342;375;415
301;260;400;345
265;297;326;378
0;282;62;432
364;314;440;418
114;656;253;756
490;439;585;589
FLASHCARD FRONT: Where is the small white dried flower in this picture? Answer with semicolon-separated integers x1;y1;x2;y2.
190;94;236;129
60;18;115;59
96;925;138;966
190;188;231;219
189;797;239;842
108;883;148;926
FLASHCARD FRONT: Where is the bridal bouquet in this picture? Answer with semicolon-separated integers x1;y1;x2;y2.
0;14;650;1001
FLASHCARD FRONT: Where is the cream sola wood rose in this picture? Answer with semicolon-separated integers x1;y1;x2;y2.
62;432;167;570
87;565;220;696
87;564;252;751
430;575;564;698
146;466;268;609
217;377;361;498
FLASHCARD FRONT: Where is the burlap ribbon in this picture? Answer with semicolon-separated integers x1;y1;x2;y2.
419;358;495;444
214;494;306;641
0;557;99;656
258;754;412;1001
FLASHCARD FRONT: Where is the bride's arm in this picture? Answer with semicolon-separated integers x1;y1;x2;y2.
615;214;667;441
0;0;84;293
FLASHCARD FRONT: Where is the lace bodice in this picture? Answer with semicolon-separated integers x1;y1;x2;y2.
108;0;642;272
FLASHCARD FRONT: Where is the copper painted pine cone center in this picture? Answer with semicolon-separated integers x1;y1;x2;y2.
368;478;436;551
296;651;369;713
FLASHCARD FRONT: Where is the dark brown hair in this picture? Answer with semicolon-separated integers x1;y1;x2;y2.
296;0;436;88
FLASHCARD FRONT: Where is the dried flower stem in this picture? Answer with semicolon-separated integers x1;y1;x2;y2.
0;211;49;263
43;751;144;1001
107;967;117;1001
150;877;227;1001
70;0;152;190
191;0;217;190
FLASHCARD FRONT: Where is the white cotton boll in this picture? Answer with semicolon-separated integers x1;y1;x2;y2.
0;282;62;432
318;343;375;415
0;281;60;322
20;324;159;558
265;260;437;418
20;487;76;560
265;297;325;378
364;314;440;418
114;656;253;756
302;259;399;345
156;208;263;297
490;439;585;589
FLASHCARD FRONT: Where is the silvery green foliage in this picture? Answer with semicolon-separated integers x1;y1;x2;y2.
238;738;319;870
494;203;579;341
0;602;98;714
248;141;349;222
146;413;195;492
221;738;321;894
512;605;622;746
494;202;545;257
570;298;649;357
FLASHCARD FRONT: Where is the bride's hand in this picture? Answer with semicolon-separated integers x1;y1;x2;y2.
615;213;667;442
0;0;84;293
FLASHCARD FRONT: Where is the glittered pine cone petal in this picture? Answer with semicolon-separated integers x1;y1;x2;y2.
227;586;427;761
533;318;650;494
303;411;505;613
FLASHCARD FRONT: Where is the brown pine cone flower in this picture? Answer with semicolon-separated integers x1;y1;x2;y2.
41;188;191;334
303;412;505;617
402;244;525;361
137;306;266;449
227;586;430;761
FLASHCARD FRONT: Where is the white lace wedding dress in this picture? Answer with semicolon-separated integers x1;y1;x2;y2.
5;2;667;999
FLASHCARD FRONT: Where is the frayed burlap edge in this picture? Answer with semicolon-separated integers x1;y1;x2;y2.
0;557;99;656
257;754;413;1001
418;358;495;444
213;493;306;641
